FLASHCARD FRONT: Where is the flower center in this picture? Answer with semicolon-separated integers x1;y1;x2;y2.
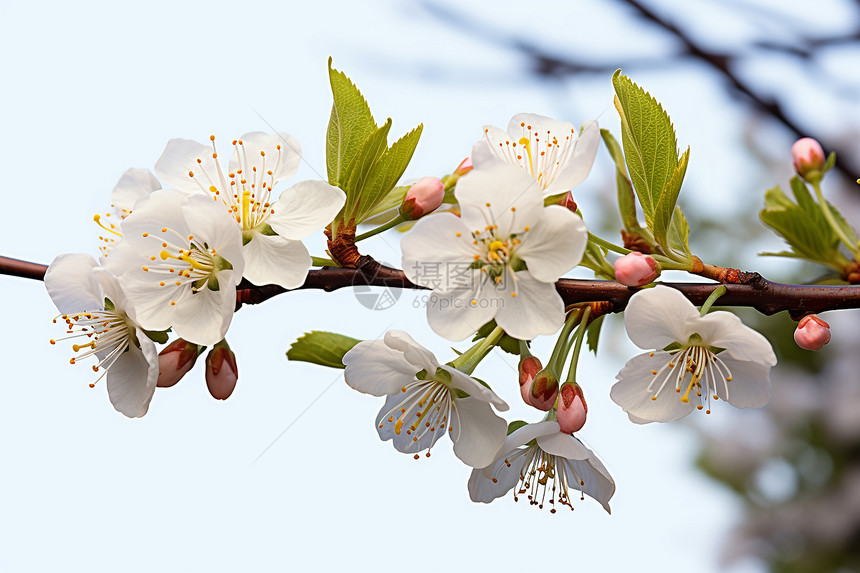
186;136;284;232
500;444;584;513
465;203;527;296
378;377;455;459
483;121;577;189
50;304;133;388
645;344;734;414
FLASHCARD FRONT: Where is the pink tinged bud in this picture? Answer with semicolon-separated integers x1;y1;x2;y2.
399;176;444;220
794;314;831;351
205;344;238;400
560;191;577;213
791;137;826;181
157;338;199;388
614;251;660;287
518;356;543;405
557;383;587;434
454;157;473;176
529;367;559;411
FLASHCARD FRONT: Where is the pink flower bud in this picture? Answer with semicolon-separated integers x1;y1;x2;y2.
399;177;444;220
557;382;587;434
794;314;831;351
560;191;577;213
454;157;473;176
529;367;559;411
614;251;660;287
205;342;238;400
518;355;542;406
791;137;826;182
157;338;199;388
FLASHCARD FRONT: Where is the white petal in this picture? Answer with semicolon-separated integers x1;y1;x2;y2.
450;396;508;468
119;189;191;250
93;267;139;324
154;138;220;193
181;196;245;277
468;455;520;503
695;311;777;366
242;233;310;288
382;331;439;373
171;281;237;346
715;355;771;409
110;168;161;216
374;391;447;454
229;132;301;184
536;432;593;460
470;124;511;169
444;366;509;412
45;254;103;314
517;206;587;282
506;113;576;143
106;334;158;418
611;352;695;423
562;455;616;514
425;285;498;341
343;339;418;397
455;165;543;237
624;285;700;350
267;180;346;241
401;213;476;289
544;120;600;195
494;272;565;339
504;420;560;451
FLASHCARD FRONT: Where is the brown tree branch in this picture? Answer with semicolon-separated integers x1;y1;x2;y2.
6;255;860;319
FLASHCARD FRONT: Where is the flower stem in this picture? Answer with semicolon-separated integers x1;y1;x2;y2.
548;308;582;375
565;306;591;384
588;233;631;255
699;285;727;316
311;256;339;267
354;215;407;242
449;325;505;375
812;180;858;255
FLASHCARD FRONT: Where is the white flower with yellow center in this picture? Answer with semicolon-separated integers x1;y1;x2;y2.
46;253;158;418
93;168;161;257
401;164;587;341
154;132;345;289
472;113;599;198
468;421;615;513
107;189;244;346
342;331;509;468
611;286;777;423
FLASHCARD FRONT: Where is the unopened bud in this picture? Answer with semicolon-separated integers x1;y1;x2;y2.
399;176;444;220
529;367;559;411
557;382;587;433
157;338;199;388
614;251;660;287
794;314;831;351
205;341;238;400
518;355;543;406
791;137;826;183
454;157;473;177
560;191;577;213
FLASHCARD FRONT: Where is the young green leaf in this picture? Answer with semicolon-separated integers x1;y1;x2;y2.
355;124;423;222
585;314;605;355
286;331;362;369
652;147;689;249
601;128;640;232
667;206;692;262
326;58;377;187
342;119;392;216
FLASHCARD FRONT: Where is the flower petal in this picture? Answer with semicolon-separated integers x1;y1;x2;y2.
450;396;507;468
470;124;511;169
45;254;103;314
181;196;245;277
611;351;695;423
562;455;616;514
374;391;447;454
154;138;219;193
242;233;310;288
229;132;301;184
624;285;700;350
382;331;439;373
494;272;565;339
468;454;521;503
545;119;600;195
267;180;346;241
455;165;543;237
444;366;509;412
536;432;592;460
171;280;237;346
714;355;771;409
106;334;158;418
695;311;777;366
425;283;498;341
110;168;161;216
401;213;477;289
343;339;418;397
504;420;560;451
517;205;587;282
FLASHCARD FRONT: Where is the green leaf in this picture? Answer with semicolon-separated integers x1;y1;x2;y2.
612;70;680;231
342;118;392;216
579;233;615;280
325;58;377;188
142;329;169;344
601;129;640;233
585;315;605;355
667;205;692;262
354;124;423;222
652;147;689;249
507;420;528;435
286;331;362;369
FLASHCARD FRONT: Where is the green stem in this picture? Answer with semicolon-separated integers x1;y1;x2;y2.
311;256;338;267
355;214;406;242
548;309;582;375
699;285;727;316
812;180;858;255
588;233;631;255
449;326;505;375
565;307;591;384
